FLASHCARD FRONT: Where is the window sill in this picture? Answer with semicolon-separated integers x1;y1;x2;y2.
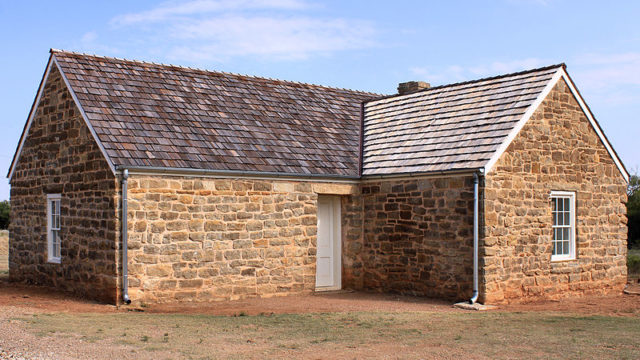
47;258;61;264
551;257;576;263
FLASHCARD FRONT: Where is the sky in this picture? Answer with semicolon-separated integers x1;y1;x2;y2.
0;0;638;200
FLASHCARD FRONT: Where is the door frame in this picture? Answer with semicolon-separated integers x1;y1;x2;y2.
315;195;342;291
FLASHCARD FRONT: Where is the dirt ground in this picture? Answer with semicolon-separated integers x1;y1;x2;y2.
0;279;639;359
1;279;639;317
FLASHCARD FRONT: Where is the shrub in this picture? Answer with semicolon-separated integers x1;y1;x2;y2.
628;253;640;276
0;200;8;229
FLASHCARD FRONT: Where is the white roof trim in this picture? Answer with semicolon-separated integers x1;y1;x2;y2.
559;69;629;182
8;55;116;181
484;68;563;175
484;67;629;182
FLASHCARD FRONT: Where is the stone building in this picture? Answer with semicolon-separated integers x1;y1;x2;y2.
7;50;629;305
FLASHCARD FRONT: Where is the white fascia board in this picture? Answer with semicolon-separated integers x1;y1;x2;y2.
484;68;563;175
8;55;117;181
559;69;629;182
7;56;55;181
484;68;629;183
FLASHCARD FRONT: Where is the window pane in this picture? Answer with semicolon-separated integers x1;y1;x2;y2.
563;241;570;255
558;199;563;211
563;228;570;242
552;212;557;226
564;198;570;213
558;240;563;255
564;212;570;226
52;231;57;257
552;241;557;255
55;214;60;229
552;198;557;212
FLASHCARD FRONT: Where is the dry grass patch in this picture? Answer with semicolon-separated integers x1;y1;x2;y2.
13;311;640;359
0;230;8;273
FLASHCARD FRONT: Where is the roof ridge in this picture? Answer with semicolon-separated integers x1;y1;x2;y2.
50;48;382;97
366;62;566;103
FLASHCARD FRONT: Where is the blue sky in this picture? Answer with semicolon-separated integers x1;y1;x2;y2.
1;0;638;200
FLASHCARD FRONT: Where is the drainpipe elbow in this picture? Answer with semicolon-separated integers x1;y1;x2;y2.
469;291;479;304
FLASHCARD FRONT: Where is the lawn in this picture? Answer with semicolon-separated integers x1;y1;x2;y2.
12;310;640;359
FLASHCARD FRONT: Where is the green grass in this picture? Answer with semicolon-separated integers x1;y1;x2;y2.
15;311;640;359
629;248;640;277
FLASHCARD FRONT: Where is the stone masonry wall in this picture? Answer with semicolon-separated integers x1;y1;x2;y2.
125;176;357;304
358;176;475;300
482;78;628;304
9;65;119;303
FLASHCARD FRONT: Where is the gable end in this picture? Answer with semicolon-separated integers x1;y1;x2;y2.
7;53;116;181
484;67;629;182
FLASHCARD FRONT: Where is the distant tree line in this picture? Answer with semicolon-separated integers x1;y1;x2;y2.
0;200;8;230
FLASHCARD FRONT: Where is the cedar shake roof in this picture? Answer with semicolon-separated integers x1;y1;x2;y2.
53;50;378;177
8;51;628;181
362;65;563;175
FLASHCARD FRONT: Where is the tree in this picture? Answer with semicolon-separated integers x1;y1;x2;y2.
628;173;640;248
0;200;8;230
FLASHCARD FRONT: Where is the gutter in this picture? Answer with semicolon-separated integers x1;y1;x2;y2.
116;165;360;182
469;170;483;304
121;169;131;305
361;168;477;181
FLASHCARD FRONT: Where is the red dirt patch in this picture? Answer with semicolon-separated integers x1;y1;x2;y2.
1;278;639;316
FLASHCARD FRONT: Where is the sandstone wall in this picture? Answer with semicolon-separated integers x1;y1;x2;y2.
482;78;628;303
125;175;357;303
358;176;475;300
9;65;119;302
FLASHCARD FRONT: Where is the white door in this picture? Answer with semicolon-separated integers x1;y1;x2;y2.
315;196;341;290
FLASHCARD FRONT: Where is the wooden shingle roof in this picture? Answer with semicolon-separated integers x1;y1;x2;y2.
362;65;563;175
53;50;378;177
9;51;627;181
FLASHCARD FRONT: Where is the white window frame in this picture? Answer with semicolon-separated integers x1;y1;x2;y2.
550;191;576;262
47;194;62;263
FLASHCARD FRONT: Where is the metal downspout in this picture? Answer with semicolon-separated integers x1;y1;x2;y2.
121;169;131;305
469;172;480;304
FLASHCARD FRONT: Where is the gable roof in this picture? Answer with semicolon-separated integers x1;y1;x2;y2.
362;65;561;175
8;51;628;182
362;65;629;182
9;49;377;179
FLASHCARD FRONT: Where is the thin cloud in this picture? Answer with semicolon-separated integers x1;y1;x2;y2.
107;0;376;61
166;16;375;60
111;0;311;26
409;58;548;85
409;54;640;106
572;52;640;89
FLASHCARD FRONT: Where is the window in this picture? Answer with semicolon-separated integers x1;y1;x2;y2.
47;194;61;263
550;191;575;261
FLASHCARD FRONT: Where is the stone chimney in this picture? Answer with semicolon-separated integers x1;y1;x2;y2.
397;81;430;95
